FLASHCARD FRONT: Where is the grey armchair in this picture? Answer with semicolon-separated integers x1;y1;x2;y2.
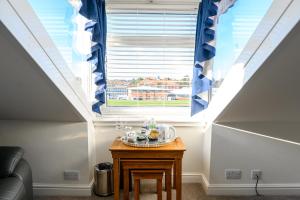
0;147;33;200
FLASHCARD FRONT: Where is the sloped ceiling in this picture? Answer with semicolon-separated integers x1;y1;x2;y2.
216;20;300;123
0;22;85;122
216;20;300;143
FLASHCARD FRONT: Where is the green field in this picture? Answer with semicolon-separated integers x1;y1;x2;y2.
107;99;190;107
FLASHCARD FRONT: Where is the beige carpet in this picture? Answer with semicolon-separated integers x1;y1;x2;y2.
34;183;299;200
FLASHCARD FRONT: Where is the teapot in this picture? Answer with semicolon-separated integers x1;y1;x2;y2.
157;124;176;141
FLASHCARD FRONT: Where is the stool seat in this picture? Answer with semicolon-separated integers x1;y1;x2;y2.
122;160;173;200
132;170;164;200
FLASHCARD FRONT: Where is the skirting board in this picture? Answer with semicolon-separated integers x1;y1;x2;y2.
33;180;94;196
200;174;300;196
182;173;202;183
33;173;202;196
34;174;300;196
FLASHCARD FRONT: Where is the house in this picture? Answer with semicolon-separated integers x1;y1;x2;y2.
1;0;300;199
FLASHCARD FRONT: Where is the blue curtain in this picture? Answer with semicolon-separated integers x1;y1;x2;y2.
191;0;220;116
79;0;107;114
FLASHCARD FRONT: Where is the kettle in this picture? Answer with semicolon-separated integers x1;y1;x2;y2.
157;124;176;141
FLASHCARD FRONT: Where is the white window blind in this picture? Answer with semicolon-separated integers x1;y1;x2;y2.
106;6;197;107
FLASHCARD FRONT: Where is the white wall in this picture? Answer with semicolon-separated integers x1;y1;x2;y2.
3;120;300;196
94;123;204;182
203;123;300;195
202;125;212;181
0;120;94;195
87;121;96;182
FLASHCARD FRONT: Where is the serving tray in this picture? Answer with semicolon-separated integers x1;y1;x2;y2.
120;136;176;148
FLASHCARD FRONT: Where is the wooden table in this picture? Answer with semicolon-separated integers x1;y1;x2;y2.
109;137;185;200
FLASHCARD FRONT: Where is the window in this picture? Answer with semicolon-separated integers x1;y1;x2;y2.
106;5;197;108
28;0;93;98
212;0;273;96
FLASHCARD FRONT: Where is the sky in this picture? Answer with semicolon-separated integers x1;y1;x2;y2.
213;0;273;81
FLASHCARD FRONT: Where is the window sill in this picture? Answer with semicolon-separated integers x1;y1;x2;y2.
93;107;203;127
93;119;201;127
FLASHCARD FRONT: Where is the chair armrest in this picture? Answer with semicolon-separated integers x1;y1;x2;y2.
0;147;24;178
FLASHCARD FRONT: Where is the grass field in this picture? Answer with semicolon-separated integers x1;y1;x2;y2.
107;99;190;107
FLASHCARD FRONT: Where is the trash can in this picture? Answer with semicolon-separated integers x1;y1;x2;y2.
94;162;114;196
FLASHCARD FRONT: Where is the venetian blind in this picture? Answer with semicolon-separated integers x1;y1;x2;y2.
105;5;197;107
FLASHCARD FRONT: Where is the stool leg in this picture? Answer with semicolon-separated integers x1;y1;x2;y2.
134;178;140;200
120;162;123;189
166;169;172;200
165;174;167;191
123;168;130;200
157;178;162;200
173;162;176;189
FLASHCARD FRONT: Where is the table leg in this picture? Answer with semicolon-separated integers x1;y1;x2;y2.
113;158;119;200
175;158;182;200
123;168;130;200
134;179;140;200
129;169;132;192
173;161;177;189
157;178;163;200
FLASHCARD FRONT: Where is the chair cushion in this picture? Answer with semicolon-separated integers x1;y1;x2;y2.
0;147;24;178
0;177;26;200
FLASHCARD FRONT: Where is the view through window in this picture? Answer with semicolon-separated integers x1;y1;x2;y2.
106;10;197;107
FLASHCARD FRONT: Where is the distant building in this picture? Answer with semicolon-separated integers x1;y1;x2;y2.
106;87;128;99
128;86;170;100
133;77;181;90
168;88;191;100
107;80;130;99
107;77;190;100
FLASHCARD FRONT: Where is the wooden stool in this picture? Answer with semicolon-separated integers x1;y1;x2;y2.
132;170;164;200
122;160;173;200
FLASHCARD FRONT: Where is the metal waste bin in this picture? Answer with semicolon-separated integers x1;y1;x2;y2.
94;162;114;196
